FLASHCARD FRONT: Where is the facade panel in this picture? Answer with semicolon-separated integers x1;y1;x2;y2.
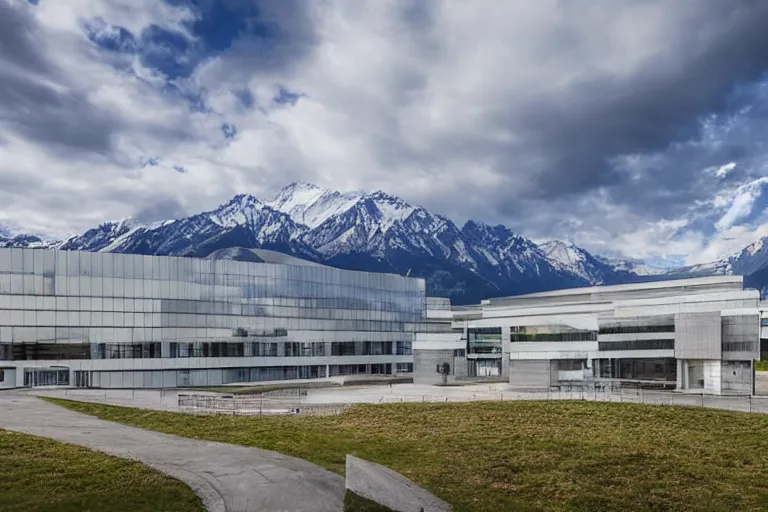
675;312;722;360
509;360;550;389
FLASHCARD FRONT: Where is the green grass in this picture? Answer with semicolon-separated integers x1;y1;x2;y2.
0;429;204;512
344;491;395;511
46;398;768;512
755;361;768;372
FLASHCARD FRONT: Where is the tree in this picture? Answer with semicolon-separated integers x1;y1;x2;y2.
436;362;451;386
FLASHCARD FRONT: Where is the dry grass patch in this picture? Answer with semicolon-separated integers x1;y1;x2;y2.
47;398;768;512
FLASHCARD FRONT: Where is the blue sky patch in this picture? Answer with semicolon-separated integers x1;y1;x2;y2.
274;85;301;106
84;18;138;53
141;156;160;168
221;123;237;140
233;88;255;109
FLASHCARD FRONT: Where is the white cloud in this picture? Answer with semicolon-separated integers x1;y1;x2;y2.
714;177;768;231
714;161;737;178
3;0;768;269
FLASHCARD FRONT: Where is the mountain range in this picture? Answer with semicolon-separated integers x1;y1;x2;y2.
4;182;768;304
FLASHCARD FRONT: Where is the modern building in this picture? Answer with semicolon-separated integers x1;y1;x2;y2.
412;297;465;384
414;276;761;395
0;248;425;389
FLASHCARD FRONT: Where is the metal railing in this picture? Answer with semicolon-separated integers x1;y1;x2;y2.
177;392;350;416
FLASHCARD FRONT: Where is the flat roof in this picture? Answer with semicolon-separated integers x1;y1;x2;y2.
484;275;744;303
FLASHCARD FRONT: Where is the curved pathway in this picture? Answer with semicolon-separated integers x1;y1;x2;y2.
0;391;344;512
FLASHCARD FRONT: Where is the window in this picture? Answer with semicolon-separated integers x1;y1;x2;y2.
599;324;674;335
396;363;413;373
511;331;596;342
723;341;754;352
453;349;466;357
0;369;4;382
598;339;674;351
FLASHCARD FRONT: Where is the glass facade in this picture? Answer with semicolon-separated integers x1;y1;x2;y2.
0;248;426;388
511;325;597;342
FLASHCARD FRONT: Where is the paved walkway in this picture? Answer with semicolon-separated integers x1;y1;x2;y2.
0;391;345;512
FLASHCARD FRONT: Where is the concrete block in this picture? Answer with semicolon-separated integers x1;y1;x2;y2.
345;454;452;512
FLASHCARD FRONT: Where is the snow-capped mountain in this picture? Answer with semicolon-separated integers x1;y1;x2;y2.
595;255;670;277
58;218;143;252
58;195;317;261
266;182;363;229
540;240;617;283
0;225;53;248
23;181;768;302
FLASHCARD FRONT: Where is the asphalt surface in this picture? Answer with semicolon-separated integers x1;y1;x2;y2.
0;391;345;512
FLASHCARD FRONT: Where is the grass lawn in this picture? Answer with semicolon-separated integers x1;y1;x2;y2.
46;398;768;512
755;361;768;372
0;429;204;512
344;491;395;511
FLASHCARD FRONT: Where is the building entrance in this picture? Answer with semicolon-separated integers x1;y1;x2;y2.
23;367;70;387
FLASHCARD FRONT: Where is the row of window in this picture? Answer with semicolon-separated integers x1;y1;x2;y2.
0;295;421;316
511;331;597;342
723;341;755;352
1;248;422;288
0;275;423;306
0;340;413;361
597;339;675;351
0;308;421;326
598;325;675;335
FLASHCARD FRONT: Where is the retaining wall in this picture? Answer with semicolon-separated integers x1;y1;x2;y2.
345;454;452;512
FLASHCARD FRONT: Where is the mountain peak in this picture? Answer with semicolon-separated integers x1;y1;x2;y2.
210;194;266;227
282;181;322;192
267;183;363;229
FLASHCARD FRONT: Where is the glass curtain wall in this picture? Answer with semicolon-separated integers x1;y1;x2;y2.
0;248;426;385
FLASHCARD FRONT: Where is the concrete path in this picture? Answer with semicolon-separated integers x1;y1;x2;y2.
0;391;344;512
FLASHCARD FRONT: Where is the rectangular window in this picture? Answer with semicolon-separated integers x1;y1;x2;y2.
597;339;674;351
396;363;414;373
598;325;675;335
723;341;754;352
510;331;597;342
396;341;412;355
453;349;466;357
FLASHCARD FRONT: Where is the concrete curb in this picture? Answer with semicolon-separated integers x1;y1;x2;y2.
345;454;452;512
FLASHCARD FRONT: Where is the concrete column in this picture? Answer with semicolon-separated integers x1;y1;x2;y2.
501;327;511;379
676;359;684;390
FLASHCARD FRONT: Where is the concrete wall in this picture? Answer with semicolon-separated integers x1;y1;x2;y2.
454;356;467;378
345;455;452;512
675;312;722;360
721;361;752;395
509;359;550;389
703;360;722;394
0;368;15;388
722;314;760;361
413;349;454;385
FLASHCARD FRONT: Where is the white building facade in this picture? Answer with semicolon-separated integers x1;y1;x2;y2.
415;276;760;395
0;248;425;389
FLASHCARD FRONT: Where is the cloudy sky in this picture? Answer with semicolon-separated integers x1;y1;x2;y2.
4;0;768;266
